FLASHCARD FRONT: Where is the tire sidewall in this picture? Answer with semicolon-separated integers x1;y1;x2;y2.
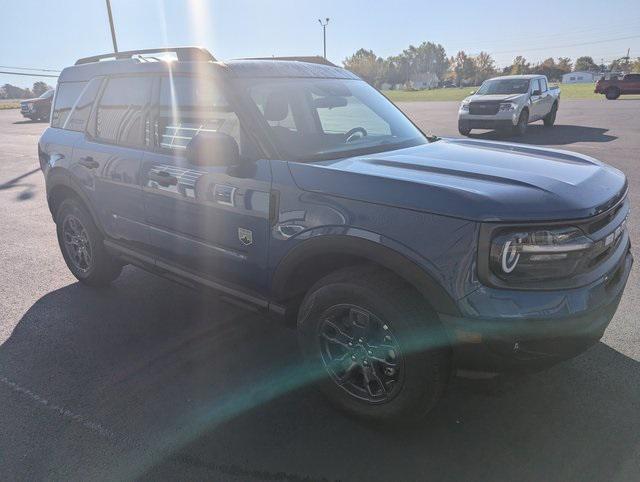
56;199;103;281
606;88;620;100
298;278;448;421
514;110;528;135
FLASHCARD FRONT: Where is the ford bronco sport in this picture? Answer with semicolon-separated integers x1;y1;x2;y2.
39;47;632;422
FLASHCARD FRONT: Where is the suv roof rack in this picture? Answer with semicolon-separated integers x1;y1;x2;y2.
239;56;337;67
75;47;216;65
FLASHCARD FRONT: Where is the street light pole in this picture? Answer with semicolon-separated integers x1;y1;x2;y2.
318;18;330;59
105;0;119;53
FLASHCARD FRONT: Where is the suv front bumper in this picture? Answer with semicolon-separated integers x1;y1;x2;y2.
458;109;520;129
440;247;633;373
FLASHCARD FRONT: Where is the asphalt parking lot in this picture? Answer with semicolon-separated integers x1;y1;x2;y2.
1;99;639;481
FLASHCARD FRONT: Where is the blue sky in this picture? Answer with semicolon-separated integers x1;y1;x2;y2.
2;0;639;88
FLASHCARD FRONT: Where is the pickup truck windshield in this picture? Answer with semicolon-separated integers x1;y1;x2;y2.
477;79;531;95
243;78;426;161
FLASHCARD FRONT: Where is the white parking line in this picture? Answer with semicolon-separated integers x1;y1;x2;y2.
0;374;115;439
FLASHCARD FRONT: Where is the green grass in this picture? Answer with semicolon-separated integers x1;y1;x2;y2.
0;100;20;110
383;83;640;102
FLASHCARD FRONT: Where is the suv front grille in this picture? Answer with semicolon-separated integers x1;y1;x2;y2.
469;102;500;115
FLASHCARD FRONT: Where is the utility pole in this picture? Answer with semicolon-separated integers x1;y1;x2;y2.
105;0;119;53
318;18;330;59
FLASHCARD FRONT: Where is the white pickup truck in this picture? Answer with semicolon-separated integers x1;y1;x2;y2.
458;74;560;136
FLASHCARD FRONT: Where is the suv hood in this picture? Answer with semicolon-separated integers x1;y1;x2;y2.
288;139;626;222
467;93;527;103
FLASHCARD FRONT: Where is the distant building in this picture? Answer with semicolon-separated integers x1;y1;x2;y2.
407;72;439;89
561;71;597;83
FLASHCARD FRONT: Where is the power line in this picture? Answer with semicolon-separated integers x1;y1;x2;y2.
0;65;61;73
0;71;59;78
490;34;640;55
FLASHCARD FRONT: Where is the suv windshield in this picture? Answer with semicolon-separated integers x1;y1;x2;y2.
243;78;426;161
477;79;531;95
39;90;54;99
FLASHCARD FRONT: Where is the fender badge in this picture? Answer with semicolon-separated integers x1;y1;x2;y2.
238;228;253;246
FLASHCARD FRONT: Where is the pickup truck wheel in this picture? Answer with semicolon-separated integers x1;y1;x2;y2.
297;266;450;423
543;103;557;127
513;110;529;136
56;198;123;287
605;87;620;100
458;121;471;136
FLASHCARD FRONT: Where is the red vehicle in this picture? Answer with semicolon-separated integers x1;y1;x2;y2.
20;89;54;121
595;73;640;99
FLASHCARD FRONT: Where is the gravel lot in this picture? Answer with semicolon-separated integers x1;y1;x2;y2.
1;100;639;481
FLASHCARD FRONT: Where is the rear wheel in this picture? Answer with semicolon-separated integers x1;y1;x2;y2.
543;103;557;127
56;198;123;286
513;109;529;136
605;87;620;100
297;266;450;423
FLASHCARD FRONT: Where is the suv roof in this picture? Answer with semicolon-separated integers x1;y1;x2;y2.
59;46;357;83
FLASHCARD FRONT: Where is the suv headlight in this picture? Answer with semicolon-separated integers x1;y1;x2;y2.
499;102;517;112
460;101;469;111
488;226;592;282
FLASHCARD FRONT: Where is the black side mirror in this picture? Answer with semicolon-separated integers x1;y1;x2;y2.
532;89;542;96
186;131;240;167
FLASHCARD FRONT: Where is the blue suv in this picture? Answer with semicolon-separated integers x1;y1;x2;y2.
39;47;632;422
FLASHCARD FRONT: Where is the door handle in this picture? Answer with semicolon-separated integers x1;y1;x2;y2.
149;170;178;187
78;156;99;169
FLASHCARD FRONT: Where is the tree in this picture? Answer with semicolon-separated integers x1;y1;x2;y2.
556;57;573;73
343;49;382;85
32;81;52;97
510;56;530;75
473;51;496;84
1;84;32;99
632;58;640;73
450;51;477;86
574;56;598;72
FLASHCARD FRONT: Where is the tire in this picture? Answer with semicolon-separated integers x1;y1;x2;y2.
513;109;529;136
297;265;450;423
458;121;471;136
543;103;557;127
56;197;123;287
605;87;620;100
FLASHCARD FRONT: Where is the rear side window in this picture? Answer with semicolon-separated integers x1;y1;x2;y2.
157;76;241;150
96;76;153;148
63;77;102;132
52;82;86;128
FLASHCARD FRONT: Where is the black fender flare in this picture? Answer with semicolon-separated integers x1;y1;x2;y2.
45;168;104;235
270;234;460;316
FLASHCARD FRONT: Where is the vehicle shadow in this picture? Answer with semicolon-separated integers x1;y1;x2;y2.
1;270;639;481
12;119;48;125
468;124;617;145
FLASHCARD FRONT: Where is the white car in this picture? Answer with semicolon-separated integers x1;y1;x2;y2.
458;75;560;136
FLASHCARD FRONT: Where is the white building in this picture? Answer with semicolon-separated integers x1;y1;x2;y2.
561;71;597;83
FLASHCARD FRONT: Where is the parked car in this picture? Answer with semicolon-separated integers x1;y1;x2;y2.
458;75;560;136
595;73;640;99
20;89;54;121
39;48;632;422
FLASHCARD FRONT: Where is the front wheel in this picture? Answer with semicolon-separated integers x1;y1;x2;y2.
458;120;471;136
297;266;450;423
513;110;529;136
